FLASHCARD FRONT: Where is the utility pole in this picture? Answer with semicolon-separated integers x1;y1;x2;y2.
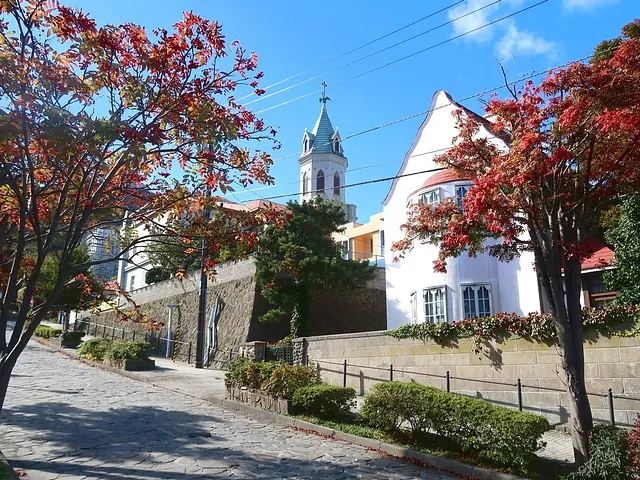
195;145;212;369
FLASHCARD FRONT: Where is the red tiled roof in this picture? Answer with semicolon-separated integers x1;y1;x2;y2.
406;169;472;201
581;237;615;271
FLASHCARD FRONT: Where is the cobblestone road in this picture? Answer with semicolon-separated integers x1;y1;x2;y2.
0;343;456;480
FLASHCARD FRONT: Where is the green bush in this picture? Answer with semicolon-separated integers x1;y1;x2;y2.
106;340;151;361
34;325;61;339
262;364;320;399
292;385;356;419
565;425;631;480
78;338;113;361
61;331;85;348
225;357;251;389
628;415;640;476
360;381;549;470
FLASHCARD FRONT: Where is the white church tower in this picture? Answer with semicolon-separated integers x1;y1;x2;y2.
299;83;357;223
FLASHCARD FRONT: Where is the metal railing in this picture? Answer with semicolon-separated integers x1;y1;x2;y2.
77;320;240;368
313;358;640;427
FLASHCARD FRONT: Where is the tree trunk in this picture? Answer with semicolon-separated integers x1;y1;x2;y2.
562;257;593;465
0;353;17;416
290;282;310;338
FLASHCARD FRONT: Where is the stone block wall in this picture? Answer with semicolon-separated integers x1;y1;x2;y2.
299;330;640;426
78;258;386;366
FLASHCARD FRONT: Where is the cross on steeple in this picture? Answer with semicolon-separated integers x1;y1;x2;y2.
319;81;331;105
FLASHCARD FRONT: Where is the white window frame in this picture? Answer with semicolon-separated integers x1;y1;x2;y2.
454;183;471;209
461;284;493;319
423;286;447;324
409;291;417;324
129;275;136;292
418;188;441;207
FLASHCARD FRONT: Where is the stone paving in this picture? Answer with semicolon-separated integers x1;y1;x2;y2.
0;342;457;480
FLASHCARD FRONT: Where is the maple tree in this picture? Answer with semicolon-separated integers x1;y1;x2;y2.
393;32;640;463
0;0;277;414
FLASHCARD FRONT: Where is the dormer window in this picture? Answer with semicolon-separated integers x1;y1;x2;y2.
334;138;340;153
419;188;440;207
303;137;309;152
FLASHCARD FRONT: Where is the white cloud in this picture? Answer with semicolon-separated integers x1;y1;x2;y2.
496;23;557;60
448;0;503;43
563;0;618;10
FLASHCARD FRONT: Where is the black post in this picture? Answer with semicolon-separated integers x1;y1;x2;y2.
517;378;523;412
103;325;107;337
608;388;615;426
446;371;451;392
195;237;208;369
343;359;347;388
122;329;125;340
111;326;115;340
389;364;394;382
188;342;192;364
144;332;148;343
156;336;161;355
132;331;136;342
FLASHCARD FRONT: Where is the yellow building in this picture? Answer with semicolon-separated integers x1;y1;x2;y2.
333;212;385;267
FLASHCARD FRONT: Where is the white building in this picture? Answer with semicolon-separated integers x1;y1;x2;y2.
299;85;357;223
383;91;542;330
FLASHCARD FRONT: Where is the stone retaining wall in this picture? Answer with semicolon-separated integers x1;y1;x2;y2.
297;330;640;426
78;259;386;365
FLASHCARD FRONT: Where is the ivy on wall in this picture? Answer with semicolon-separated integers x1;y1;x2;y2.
386;305;640;354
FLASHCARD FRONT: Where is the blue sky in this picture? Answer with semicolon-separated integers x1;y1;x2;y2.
68;0;634;221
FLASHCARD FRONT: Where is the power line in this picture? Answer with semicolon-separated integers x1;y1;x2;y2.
235;44;621;204
257;46;603;167
243;0;499;106
258;165;449;202
237;0;465;102
255;0;548;115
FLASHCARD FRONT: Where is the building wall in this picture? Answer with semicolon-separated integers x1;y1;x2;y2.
382;91;540;329
300;330;640;426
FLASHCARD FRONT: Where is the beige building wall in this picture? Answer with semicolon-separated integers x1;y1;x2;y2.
298;330;640;426
334;212;384;263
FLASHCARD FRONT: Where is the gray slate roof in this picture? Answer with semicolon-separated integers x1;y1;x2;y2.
304;104;344;156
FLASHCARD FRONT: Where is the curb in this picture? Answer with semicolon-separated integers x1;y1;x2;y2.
0;449;19;480
32;339;528;480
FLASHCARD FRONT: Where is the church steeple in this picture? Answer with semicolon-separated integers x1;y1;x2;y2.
299;84;357;223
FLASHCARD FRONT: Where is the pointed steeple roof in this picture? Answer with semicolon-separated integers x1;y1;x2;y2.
309;103;337;154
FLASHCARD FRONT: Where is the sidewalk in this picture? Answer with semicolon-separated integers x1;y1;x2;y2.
41;324;576;465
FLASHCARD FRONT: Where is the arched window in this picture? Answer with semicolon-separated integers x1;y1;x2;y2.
317;170;325;193
303;137;309;152
334;138;340;153
333;172;340;196
302;172;309;195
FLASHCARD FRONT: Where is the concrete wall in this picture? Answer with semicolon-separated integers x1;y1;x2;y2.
301;330;640;426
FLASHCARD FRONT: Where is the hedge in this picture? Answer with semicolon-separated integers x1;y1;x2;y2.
360;381;549;470
78;338;113;362
105;340;151;361
292;385;356;419
34;325;60;339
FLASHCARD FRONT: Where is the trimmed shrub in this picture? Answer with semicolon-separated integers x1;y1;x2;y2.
78;338;113;362
224;358;283;390
225;357;251;389
361;381;549;470
34;325;60;339
292;385;356;419
262;364;320;399
629;415;640;476
61;331;85;348
106;340;151;361
566;425;630;480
